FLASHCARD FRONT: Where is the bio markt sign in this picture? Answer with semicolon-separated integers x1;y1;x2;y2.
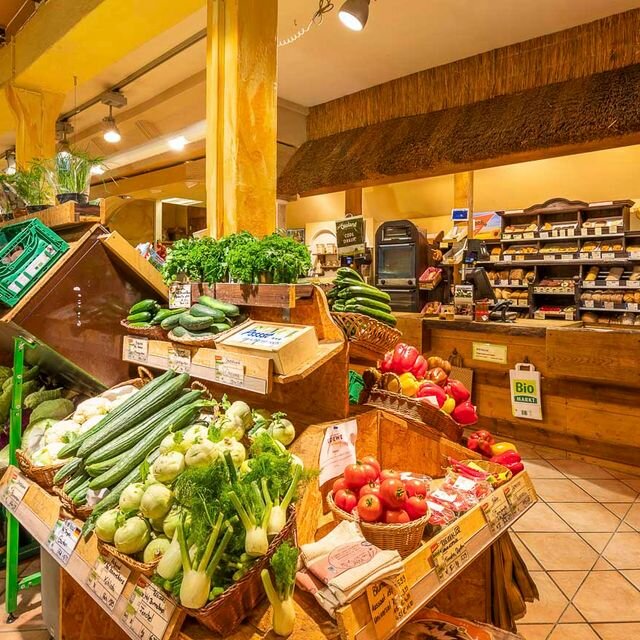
336;216;365;255
509;363;542;420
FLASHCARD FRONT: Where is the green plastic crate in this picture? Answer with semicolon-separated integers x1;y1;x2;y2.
0;218;69;307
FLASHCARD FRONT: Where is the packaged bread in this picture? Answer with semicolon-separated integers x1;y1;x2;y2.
582;292;593;301
585;266;599;282
621;313;635;325
629;266;640;281
498;270;510;280
582;241;599;251
635;316;640;326
634;291;640;304
491;247;501;256
607;267;624;281
509;269;525;281
612;242;623;252
592;292;602;302
486;270;497;282
624;293;634;303
494;288;502;299
501;290;511;300
525;270;535;283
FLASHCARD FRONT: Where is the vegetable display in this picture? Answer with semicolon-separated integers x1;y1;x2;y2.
328;268;396;326
261;542;299;636
167;295;243;341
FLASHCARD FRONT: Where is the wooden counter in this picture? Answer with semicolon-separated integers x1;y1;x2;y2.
393;315;640;469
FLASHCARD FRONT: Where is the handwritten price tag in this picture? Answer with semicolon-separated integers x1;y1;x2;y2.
0;470;29;513
168;283;191;310
366;571;414;639
503;475;534;516
122;576;175;640
213;355;245;387
430;524;468;582
125;336;149;364
167;345;191;374
584;300;594;308
47;519;81;566
481;489;513;535
87;555;131;611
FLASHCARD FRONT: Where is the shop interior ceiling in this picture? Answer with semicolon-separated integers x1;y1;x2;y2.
2;0;640;201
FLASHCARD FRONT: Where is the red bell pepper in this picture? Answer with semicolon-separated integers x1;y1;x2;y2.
466;429;495;458
491;451;524;475
411;355;429;379
379;350;394;373
391;343;419;374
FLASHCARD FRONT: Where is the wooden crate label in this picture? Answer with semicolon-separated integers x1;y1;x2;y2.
167;345;191;374
0;469;29;513
430;524;469;582
481;489;513;535
47;519;81;565
87;554;131;611
212;354;245;387
168;283;191;309
366;571;414;639
122;576;175;640
125;336;149;364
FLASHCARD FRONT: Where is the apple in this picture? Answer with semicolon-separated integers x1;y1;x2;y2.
441;396;456;414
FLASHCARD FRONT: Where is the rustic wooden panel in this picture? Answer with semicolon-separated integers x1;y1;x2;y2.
308;9;640;139
279;63;640;197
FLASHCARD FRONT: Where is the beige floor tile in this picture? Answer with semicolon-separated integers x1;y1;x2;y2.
608;469;640;480
533;479;595;503
548;571;588;599
548;624;599;639
618;522;634;532
605;503;632;519
549;502;620;533
592;623;640;639
512;533;543;571
558;604;585;623
574;572;640;622
622;570;640;590
517;624;553;640
602;532;640;569
621;477;640;492
518;532;599;570
550;460;613;479
573;479;637;503
624;503;640;530
513;503;572;532
514;441;542;460
534;445;568;460
592;558;614;570
524;460;566;479
579;533;613;553
518;572;569;624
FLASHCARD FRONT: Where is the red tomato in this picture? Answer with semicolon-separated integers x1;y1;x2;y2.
405;495;428;520
359;482;381;499
333;477;348;494
379;469;401;483
344;463;368;490
384;509;411;524
357;495;383;522
404;478;427;498
380;478;407;508
361;463;379;483
334;489;357;514
361;455;381;477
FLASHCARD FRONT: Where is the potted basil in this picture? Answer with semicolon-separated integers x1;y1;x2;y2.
50;149;102;205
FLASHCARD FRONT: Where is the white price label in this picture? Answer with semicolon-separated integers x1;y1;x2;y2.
167;345;191;374
543;255;556;261
489;255;500;263
539;232;549;239
558;229;567;237
523;232;535;239
515;255;526;261
561;254;573;261
591;251;601;260
579;252;590;260
168;283;191;309
481;490;513;535
627;303;639;311
606;281;620;288
213;355;245;387
584;300;594;308
87;555;131;611
125;336;148;364
47;519;81;566
564;311;574;321
0;470;29;513
629;251;640;260
628;281;640;288
567;228;575;236
534;311;545;320
122;576;176;640
602;252;616;260
453;476;476;492
604;301;614;309
499;280;510;286
504;475;534;515
595;227;603;235
503;255;513;262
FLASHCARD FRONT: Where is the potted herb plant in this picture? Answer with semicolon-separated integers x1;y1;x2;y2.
6;161;53;213
50;149;103;205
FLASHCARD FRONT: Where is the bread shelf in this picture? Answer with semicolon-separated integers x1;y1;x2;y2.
579;305;640;312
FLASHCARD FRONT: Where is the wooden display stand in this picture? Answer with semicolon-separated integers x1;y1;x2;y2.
0;201;103;233
0;408;537;640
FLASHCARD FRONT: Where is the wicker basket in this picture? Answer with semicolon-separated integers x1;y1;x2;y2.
460;460;513;487
365;387;466;443
187;506;297;636
120;319;167;340
327;492;429;558
97;540;160;577
168;330;217;349
331;312;402;359
16;449;62;494
53;486;94;520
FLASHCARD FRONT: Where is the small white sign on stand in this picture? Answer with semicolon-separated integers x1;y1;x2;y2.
509;362;543;420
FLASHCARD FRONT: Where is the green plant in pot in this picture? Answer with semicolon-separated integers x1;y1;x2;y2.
7;161;54;213
50;149;103;205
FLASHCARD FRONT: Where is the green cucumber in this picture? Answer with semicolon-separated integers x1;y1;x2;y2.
332;302;346;312
152;308;188;325
190;303;226;321
348;304;396;326
179;314;215;331
129;322;152;328
198;295;240;317
160;312;187;330
343;285;391;302
210;322;231;334
127;311;152;323
170;326;215;339
344;297;392;313
129;299;159;315
333;277;364;289
336;267;364;282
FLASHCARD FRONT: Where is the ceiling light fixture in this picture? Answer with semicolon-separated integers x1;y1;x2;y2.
339;0;370;31
56;120;73;157
168;135;188;151
100;90;127;144
90;164;105;176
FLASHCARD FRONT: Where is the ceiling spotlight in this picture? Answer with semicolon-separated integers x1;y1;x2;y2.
168;136;188;151
90;164;105;176
5;149;16;175
339;0;370;31
100;91;127;144
56;119;73;157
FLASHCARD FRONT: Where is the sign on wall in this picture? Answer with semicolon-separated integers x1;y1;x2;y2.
509;362;543;420
336;216;365;255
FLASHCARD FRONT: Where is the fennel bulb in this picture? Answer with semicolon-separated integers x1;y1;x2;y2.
261;542;299;637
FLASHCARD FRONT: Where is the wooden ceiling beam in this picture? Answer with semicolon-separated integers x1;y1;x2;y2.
278;63;640;198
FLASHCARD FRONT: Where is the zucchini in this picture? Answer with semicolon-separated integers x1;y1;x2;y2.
348;304;397;326
85;390;202;465
332;277;364;290
89;404;200;489
332;302;346;312
54;457;84;485
129;299;158;315
336;267;364;282
161;312;187;330
344;297;392;313
58;370;176;459
129;322;152;328
127;311;152;323
153;308;188;325
343;285;391;303
179;314;215;331
198;295;240;317
210;322;231;334
190;303;226;321
76;373;190;459
71;479;90;505
170;326;215;339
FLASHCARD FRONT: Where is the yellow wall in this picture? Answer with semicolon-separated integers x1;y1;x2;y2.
109;199;155;246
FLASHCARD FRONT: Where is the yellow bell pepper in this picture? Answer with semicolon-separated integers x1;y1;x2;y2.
490;441;517;456
398;372;420;397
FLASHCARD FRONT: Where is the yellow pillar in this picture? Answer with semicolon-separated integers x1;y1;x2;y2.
206;0;278;238
5;84;64;166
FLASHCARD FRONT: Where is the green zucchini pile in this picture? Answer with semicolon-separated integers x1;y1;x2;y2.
328;268;396;326
167;295;243;341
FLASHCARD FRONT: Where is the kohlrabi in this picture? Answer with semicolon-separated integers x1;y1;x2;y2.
140;483;173;520
95;508;120;543
268;413;295;447
143;536;171;563
113;516;150;555
217;437;246;469
119;482;145;511
261;542;299;637
226;401;252;429
185;439;219;468
217;414;245;441
153;450;186;483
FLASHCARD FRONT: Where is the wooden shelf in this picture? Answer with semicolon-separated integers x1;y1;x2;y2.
213;283;315;308
0;201;102;230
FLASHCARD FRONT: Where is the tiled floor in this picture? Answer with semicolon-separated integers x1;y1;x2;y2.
512;441;640;640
